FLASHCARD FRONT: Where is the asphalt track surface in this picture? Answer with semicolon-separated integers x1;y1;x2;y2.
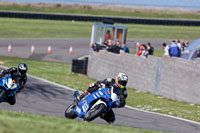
0;74;200;133
0;38;172;63
0;39;200;133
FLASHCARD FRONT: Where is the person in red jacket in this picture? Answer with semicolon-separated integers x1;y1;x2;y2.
137;43;145;56
104;30;111;44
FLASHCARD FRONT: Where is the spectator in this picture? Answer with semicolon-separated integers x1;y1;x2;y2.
111;39;121;54
169;40;181;57
147;42;154;55
141;44;149;58
121;43;130;53
136;42;140;53
162;43;169;56
104;30;111;44
137;43;145;56
90;43;100;52
176;39;181;50
105;39;113;52
185;41;189;46
182;41;189;51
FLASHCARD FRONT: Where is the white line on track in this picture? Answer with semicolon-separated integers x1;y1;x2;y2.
0;65;200;125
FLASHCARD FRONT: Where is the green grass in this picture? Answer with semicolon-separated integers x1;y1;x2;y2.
0;18;200;40
0;18;92;38
153;50;164;57
0;56;200;122
0;110;165;133
0;4;200;20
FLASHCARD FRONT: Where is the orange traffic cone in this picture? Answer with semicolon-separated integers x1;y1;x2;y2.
8;44;11;53
31;45;35;54
69;46;73;54
48;45;52;54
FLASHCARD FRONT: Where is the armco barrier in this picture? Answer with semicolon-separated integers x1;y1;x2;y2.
87;51;200;104
1;11;200;26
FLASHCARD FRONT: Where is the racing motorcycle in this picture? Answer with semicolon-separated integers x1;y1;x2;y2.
65;87;121;122
0;74;19;103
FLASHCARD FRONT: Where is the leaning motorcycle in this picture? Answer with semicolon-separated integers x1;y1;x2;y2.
0;74;19;103
65;87;121;122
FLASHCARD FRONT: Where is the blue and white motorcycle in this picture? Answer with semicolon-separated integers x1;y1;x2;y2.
65;87;121;122
0;74;19;103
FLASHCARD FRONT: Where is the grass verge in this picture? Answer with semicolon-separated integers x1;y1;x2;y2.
0;3;200;20
0;56;200;122
0;18;200;40
0;110;166;133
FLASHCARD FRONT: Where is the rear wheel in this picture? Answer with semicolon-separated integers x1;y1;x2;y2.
84;103;106;122
0;90;6;103
65;103;77;119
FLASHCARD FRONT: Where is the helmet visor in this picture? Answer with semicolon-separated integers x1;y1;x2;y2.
119;80;127;86
19;70;26;76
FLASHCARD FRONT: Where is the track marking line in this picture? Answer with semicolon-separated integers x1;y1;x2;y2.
0;65;200;125
125;105;200;125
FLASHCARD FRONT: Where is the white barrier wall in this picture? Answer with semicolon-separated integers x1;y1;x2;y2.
87;51;200;104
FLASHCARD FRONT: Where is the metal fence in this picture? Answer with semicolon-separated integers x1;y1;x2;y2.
1;11;200;26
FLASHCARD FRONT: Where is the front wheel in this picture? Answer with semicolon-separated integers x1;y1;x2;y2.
0;90;6;103
65;103;77;119
84;103;106;122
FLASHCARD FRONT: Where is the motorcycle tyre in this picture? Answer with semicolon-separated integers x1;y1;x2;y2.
84;103;106;122
65;103;77;119
0;90;6;103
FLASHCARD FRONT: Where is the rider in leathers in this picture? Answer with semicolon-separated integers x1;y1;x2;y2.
79;73;128;123
0;63;28;105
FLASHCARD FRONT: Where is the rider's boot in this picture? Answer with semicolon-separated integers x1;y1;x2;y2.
100;110;115;124
6;95;16;105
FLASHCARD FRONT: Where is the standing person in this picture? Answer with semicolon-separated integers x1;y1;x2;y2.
169;40;181;57
0;63;28;105
136;42;141;53
176;39;181;50
137;43;145;56
104;30;111;44
121;43;130;53
141;44;149;58
147;42;154;55
162;43;169;56
182;41;189;51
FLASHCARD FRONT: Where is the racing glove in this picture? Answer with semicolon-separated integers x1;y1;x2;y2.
0;70;6;77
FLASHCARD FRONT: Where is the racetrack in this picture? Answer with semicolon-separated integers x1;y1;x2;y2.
0;38;199;133
0;38;171;63
0;74;200;133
